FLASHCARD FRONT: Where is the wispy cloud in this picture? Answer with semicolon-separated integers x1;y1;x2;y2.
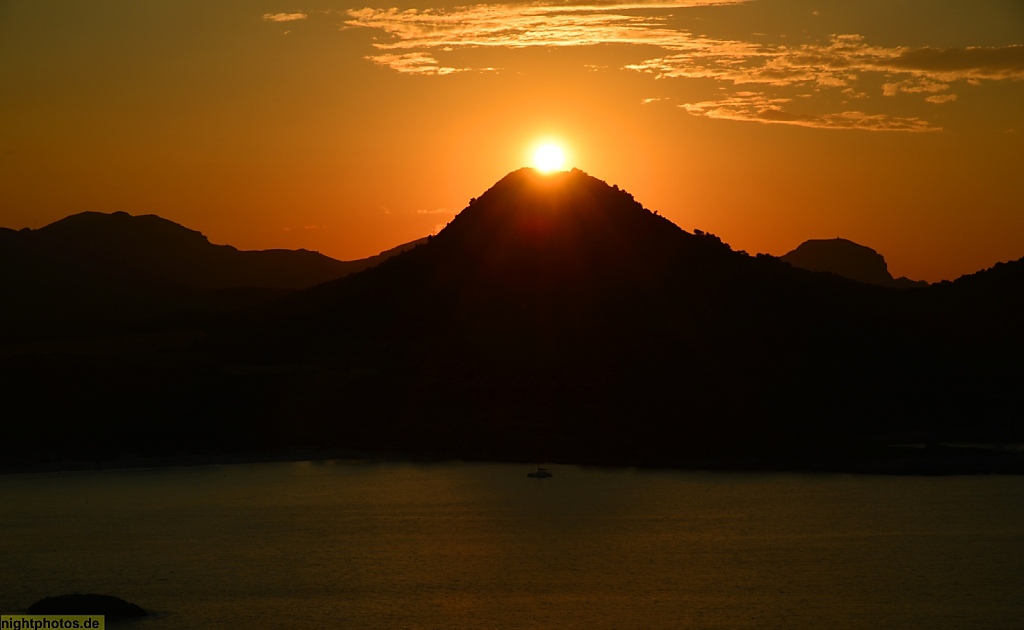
341;1;1024;131
345;1;747;62
680;92;938;132
881;79;950;97
366;52;464;75
263;12;308;22
882;45;1024;82
627;36;1024;91
641;37;1022;128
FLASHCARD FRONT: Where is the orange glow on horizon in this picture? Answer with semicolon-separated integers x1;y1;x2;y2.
1;3;1021;284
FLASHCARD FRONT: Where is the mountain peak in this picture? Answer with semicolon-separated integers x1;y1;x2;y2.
432;167;689;269
781;237;925;287
282;168;747;337
38;210;213;248
9;211;398;294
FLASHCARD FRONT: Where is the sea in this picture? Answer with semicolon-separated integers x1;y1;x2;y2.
2;461;1023;629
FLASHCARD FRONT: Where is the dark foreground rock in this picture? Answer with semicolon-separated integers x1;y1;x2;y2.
28;594;147;618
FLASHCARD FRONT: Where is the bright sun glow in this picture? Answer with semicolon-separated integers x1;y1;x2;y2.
533;143;566;173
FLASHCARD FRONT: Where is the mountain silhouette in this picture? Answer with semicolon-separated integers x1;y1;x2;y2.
253;168;869;364
3;170;1023;473
781;237;926;288
27;211;417;289
215;170;939;460
220;168;1023;465
0;211;423;337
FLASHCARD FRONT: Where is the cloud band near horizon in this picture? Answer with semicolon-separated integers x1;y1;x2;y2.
331;1;1024;131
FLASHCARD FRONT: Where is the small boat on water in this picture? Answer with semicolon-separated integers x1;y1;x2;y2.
527;466;553;478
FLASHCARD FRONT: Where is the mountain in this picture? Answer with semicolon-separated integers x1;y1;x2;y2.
3;170;1022;473
249;168;882;369
224;169;1023;464
0;211;424;335
23;211;412;290
217;169;1005;460
781;237;927;288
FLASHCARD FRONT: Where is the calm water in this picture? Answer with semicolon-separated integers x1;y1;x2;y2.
2;461;1023;629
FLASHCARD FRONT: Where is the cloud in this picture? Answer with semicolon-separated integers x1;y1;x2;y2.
348;4;1024;91
881;78;950;97
881;45;1024;81
366;52;465;75
343;1;1024;130
626;35;1021;129
345;1;748;53
925;94;957;104
628;35;1024;92
679;92;939;132
263;12;308;22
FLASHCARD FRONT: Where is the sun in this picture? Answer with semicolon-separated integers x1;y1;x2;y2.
533;143;566;173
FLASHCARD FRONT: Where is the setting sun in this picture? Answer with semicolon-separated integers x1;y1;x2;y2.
533;143;566;173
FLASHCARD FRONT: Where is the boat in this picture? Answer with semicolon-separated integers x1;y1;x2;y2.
527;466;553;478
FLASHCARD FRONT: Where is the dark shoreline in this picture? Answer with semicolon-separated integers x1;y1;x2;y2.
4;442;1024;477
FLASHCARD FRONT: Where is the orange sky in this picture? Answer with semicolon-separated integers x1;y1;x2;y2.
1;0;1022;282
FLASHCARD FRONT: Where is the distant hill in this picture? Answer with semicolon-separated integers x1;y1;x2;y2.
24;211;419;290
0;211;424;334
3;171;1022;473
781;237;927;288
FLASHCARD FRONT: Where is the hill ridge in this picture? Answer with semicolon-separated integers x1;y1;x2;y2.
781;237;927;288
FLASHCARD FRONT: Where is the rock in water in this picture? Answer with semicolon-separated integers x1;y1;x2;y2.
27;594;147;618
